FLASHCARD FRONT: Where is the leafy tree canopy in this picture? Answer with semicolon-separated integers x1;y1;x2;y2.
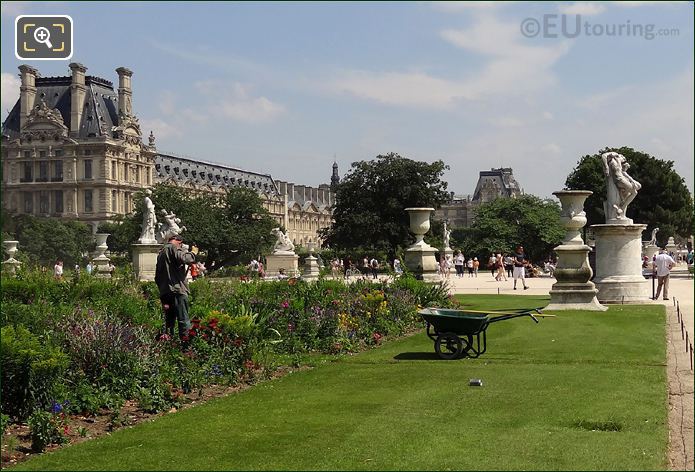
565;147;694;246
98;184;277;269
452;195;564;263
320;153;450;255
2;210;94;267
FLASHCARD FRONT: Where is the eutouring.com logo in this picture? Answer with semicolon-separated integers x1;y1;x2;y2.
520;14;679;41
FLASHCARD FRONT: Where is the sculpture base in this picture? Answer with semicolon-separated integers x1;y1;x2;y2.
2;259;21;276
546;283;607;311
302;255;321;280
132;243;161;281
643;245;659;260
92;256;112;279
404;244;439;282
591;224;649;303
266;253;299;277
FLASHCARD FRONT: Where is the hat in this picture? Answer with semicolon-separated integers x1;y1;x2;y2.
169;234;183;241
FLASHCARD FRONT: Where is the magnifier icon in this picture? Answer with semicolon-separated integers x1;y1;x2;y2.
33;27;53;49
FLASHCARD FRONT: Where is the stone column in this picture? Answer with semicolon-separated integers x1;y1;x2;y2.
545;191;606;311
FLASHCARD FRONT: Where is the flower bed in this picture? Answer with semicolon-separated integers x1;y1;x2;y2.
1;270;452;461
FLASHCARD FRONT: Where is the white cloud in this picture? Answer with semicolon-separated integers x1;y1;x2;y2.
542;111;554;120
489;116;525;128
1;72;20;118
330;12;570;110
195;81;285;124
558;2;606;15
139;117;179;141
541;143;562;154
431;1;505;13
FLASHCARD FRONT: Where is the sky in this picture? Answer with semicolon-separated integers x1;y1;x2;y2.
1;1;693;198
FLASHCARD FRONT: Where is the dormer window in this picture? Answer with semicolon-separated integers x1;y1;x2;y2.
183;169;189;177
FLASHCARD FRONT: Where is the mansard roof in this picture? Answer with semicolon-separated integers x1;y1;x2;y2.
2;75;121;140
472;167;522;202
154;152;280;196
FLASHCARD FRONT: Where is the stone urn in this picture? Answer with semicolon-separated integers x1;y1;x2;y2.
403;207;438;281
405;207;435;248
2;240;21;275
545;191;606;311
92;233;112;278
94;233;110;260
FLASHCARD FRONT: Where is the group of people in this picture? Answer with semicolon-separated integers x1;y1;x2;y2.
52;260;115;279
444;246;532;289
329;256;382;279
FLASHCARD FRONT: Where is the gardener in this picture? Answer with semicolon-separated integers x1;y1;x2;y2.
155;234;197;344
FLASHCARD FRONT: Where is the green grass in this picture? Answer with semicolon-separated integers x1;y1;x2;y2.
14;295;667;471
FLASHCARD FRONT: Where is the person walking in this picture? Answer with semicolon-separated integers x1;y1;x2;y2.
653;247;676;300
454;252;464;277
369;256;379;279
472;257;479;277
54;260;63;280
155;234;197;344
466;258;474;277
495;253;507;281
393;258;403;277
513;245;529;290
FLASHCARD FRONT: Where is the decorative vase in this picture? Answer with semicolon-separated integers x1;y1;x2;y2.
405;207;434;247
554;191;591;245
3;240;19;260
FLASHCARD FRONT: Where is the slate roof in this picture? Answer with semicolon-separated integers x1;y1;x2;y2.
471;167;522;202
154;152;280;196
2;75;120;139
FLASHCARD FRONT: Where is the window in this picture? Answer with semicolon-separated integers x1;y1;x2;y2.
112;190;117;212
53;161;63;181
84;149;91;156
84;190;93;213
23;151;31;159
39;191;49;214
54;190;63;213
39;150;47;158
54;149;63;158
111;161;117;180
22;162;33;182
23;192;33;213
84;160;92;179
124;164;129;181
135;166;140;183
38;161;48;181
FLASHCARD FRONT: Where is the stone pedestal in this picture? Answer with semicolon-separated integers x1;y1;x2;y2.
545;191;606;311
2;240;22;276
665;236;677;255
266;252;299;277
92;233;112;279
443;247;454;262
132;243;161;281
643;245;659;261
404;207;439;281
591;224;649;303
302;255;320;280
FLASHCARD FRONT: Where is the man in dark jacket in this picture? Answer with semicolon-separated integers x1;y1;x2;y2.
155;234;196;341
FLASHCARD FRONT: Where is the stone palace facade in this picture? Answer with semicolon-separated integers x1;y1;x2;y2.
1;64;334;247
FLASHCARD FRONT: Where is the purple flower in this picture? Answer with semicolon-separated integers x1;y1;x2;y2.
51;401;62;414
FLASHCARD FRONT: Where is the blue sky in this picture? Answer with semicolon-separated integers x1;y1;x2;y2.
2;1;693;198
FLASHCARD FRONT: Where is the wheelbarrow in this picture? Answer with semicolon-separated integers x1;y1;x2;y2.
419;307;548;360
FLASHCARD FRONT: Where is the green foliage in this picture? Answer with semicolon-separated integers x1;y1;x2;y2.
565;146;694;244
321;153;450;254
1;213;94;267
27;410;68;452
0;413;9;435
1;326;69;420
455;195;564;262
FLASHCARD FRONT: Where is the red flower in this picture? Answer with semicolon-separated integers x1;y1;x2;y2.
234;338;244;347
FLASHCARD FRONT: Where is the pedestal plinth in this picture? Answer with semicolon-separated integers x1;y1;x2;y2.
591;224;649;303
404;242;439;281
643;245;659;260
132;243;161;281
545;245;606;311
302;255;320;280
266;252;299;277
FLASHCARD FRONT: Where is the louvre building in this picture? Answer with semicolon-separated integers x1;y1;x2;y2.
1;64;333;247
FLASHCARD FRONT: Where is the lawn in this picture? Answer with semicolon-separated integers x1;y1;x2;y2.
12;295;667;471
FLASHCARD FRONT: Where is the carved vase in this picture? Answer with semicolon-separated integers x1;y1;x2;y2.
405;207;434;247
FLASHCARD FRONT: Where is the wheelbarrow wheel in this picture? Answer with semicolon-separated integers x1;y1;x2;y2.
435;333;463;360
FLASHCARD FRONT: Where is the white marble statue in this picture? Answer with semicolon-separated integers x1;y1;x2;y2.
271;227;295;253
137;189;157;244
443;221;451;249
601;152;641;223
648;227;659;246
156;209;186;243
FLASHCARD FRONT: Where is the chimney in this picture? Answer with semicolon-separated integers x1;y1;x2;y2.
287;183;295;201
69;63;87;137
116;67;133;117
19;65;39;130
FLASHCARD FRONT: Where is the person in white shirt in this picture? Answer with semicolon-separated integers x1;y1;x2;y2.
54;260;63;279
652;248;676;300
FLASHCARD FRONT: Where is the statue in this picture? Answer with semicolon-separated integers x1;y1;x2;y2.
601;152;641;223
156;209;187;243
271;227;295;253
148;130;156;147
443;221;451;249
648;227;659;246
138;189;157;244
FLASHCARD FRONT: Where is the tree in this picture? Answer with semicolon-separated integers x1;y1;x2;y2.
2;213;94;267
455;195;564;263
100;184;277;269
565;147;694;246
320;153;450;256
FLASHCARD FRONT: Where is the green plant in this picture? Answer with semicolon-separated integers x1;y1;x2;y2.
0;413;9;436
27;410;68;452
1;326;69;420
